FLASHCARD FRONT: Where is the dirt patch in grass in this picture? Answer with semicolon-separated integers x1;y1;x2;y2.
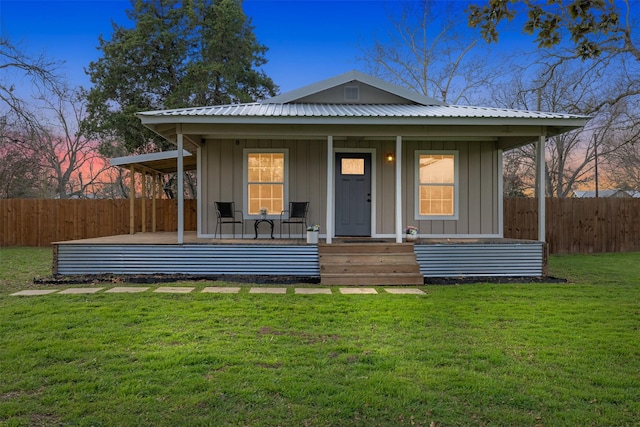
32;273;566;286
424;276;567;285
258;326;340;344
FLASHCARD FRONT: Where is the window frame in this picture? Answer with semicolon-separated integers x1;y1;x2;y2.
414;150;459;220
243;148;289;219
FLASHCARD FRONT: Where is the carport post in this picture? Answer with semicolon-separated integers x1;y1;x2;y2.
129;164;135;234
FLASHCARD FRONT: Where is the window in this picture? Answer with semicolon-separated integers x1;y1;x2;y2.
415;151;458;219
341;158;364;175
245;150;286;216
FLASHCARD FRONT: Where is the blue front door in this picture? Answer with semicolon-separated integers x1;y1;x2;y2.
335;153;372;236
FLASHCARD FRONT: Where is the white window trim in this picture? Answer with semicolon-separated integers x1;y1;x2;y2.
414;150;459;221
243;148;289;219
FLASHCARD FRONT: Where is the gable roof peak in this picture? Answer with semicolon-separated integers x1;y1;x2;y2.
261;70;446;106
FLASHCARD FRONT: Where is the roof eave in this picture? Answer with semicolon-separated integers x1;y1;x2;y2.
138;114;589;129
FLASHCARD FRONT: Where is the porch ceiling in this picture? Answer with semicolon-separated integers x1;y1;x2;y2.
140;121;585;151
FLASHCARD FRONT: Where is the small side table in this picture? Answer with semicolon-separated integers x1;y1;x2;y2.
254;219;274;239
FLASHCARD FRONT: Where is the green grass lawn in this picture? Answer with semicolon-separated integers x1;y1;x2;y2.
0;247;639;426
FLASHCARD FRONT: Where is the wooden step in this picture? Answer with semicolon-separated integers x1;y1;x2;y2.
319;243;415;253
319;253;418;264
318;242;423;286
321;263;420;274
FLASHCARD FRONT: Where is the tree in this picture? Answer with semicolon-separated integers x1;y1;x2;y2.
361;0;501;104
468;0;640;132
502;150;530;197
5;85;112;198
606;141;640;192
0;37;60;118
1;37;117;199
468;0;635;61
603;110;640;192
0;121;48;198
0;37;58;197
496;60;639;197
83;0;277;155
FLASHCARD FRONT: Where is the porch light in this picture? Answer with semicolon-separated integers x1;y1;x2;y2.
385;152;395;163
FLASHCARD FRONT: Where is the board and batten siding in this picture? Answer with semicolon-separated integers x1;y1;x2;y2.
200;139;328;236
295;81;412;104
200;139;500;237
402;140;499;236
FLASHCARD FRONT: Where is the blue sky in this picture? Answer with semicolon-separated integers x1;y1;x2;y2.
0;0;401;94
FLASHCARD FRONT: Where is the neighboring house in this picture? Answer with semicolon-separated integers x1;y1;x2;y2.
572;190;632;198
55;71;589;280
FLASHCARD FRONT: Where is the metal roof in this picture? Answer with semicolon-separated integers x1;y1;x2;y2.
137;103;587;121
110;150;196;174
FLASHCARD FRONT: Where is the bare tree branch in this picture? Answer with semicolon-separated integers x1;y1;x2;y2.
360;0;501;104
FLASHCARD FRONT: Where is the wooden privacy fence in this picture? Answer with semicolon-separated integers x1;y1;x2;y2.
503;198;640;254
1;198;639;254
0;199;197;247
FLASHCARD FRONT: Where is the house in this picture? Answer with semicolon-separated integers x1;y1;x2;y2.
572;189;632;198
54;71;589;282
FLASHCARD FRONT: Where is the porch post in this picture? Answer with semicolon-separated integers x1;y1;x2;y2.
129;164;135;235
141;170;147;233
498;149;504;238
395;136;403;243
152;172;158;233
325;135;333;244
537;135;546;242
196;146;202;237
177;130;184;244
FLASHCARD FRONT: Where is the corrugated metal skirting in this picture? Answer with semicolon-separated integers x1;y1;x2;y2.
56;244;320;276
56;242;543;278
414;243;544;277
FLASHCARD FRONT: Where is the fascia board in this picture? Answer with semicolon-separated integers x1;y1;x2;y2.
138;114;588;129
109;150;192;166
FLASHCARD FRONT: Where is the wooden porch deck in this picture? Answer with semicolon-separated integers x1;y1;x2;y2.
55;231;307;245
55;231;539;246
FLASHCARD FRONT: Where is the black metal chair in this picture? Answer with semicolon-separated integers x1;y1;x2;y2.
214;201;244;239
280;202;309;238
